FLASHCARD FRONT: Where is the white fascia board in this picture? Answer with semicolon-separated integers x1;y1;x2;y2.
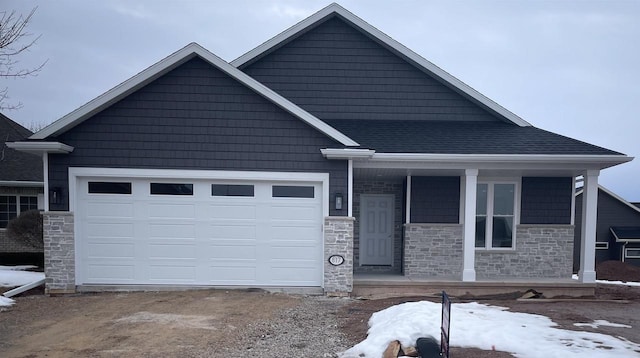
371;153;632;165
6;141;74;154
31;43;358;147
231;3;531;127
321;148;375;159
0;181;44;187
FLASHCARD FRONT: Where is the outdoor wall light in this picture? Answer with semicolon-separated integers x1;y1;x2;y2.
49;187;62;205
335;193;343;210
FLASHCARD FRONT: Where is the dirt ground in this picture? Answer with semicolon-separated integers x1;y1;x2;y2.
0;289;300;357
2;260;640;357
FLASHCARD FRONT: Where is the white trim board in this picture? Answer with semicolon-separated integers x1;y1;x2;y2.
30;43;358;147
231;3;531;127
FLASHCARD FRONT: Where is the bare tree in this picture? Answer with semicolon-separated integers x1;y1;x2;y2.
0;7;47;110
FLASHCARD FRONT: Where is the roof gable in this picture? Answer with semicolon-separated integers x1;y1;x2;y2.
31;43;358;147
232;3;531;126
0;113;43;182
576;185;640;216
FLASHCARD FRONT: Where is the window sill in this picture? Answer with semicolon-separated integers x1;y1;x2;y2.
475;248;517;253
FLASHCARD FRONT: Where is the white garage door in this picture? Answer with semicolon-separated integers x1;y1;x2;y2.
76;177;323;286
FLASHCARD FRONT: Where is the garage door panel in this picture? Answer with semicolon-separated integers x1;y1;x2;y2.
208;266;256;283
148;244;197;258
270;225;318;241
86;265;135;281
78;177;323;287
148;223;196;239
269;205;318;220
269;245;318;260
86;202;134;218
148;203;196;219
85;222;134;239
86;242;135;259
208;244;256;259
148;265;196;281
208;224;256;240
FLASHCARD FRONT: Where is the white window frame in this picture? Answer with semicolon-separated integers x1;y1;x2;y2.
624;248;640;259
595;242;609;250
475;179;520;250
0;194;40;229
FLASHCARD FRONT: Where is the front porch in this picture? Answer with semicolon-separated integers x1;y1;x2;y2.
352;273;595;299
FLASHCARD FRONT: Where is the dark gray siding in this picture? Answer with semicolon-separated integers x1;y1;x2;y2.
410;176;460;223
574;189;640;270
241;16;500;122
48;57;348;215
520;177;572;224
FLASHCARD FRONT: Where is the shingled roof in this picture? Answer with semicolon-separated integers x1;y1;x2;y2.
0;113;43;182
324;119;623;155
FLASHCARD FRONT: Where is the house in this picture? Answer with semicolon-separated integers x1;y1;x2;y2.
0;113;44;256
574;186;640;269
7;4;632;295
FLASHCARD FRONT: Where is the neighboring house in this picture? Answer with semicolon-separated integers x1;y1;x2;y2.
8;4;632;295
0;113;44;254
574;186;640;269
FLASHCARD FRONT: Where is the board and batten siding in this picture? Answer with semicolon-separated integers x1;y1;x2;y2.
47;57;348;215
409;176;460;224
241;16;501;122
520;177;573;225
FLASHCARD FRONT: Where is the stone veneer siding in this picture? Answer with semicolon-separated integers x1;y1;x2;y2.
475;225;574;279
353;179;404;273
43;212;75;293
403;224;463;279
324;217;354;295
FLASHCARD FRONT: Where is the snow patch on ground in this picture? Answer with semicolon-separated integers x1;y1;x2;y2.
0;267;45;287
0;296;15;307
340;301;640;358
574;320;632;329
0;265;37;271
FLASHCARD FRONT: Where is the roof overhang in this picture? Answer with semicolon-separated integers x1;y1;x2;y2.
610;227;640;242
322;149;632;172
0;180;44;187
6;141;74;154
232;3;532;127
320;148;375;160
30;43;358;147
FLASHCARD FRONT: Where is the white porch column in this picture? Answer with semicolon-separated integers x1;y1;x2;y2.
462;169;478;281
579;170;599;283
347;159;353;217
43;152;49;211
405;175;411;224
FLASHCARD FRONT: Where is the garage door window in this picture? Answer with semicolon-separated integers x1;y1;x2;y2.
88;182;132;194
212;184;254;197
150;183;193;195
272;185;314;198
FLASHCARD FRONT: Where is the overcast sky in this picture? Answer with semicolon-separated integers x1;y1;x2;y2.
4;0;639;201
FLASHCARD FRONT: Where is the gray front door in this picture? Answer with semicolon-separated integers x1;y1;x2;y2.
359;194;394;265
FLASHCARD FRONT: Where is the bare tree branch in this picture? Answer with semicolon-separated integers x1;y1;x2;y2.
0;7;47;110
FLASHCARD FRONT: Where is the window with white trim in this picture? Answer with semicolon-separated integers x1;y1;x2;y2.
476;182;516;249
625;248;640;259
0;195;39;229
